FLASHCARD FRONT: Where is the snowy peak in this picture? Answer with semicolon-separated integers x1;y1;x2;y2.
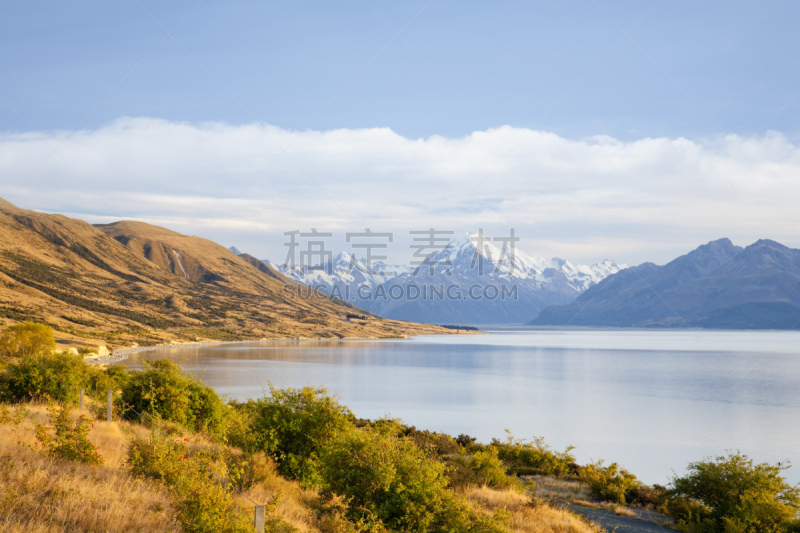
268;232;624;296
265;251;409;289
265;233;626;324
418;232;625;290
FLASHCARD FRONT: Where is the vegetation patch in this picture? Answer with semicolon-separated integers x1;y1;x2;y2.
34;399;103;465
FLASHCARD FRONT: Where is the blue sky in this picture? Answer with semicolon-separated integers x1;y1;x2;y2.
2;1;800;264
4;1;799;139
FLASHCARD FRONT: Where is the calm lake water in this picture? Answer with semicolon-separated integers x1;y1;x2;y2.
120;329;800;485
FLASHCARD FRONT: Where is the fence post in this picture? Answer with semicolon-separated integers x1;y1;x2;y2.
106;390;112;422
254;506;265;533
79;388;84;410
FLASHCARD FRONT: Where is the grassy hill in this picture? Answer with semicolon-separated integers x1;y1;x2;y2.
0;200;449;350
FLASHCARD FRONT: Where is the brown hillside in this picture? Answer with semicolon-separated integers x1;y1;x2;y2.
0;200;450;349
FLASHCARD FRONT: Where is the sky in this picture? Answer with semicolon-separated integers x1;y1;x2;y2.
1;0;800;266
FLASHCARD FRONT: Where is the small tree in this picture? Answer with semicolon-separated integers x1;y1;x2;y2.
669;452;800;533
0;321;56;359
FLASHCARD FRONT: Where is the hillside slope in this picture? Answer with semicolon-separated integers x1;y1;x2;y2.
531;238;800;329
0;200;448;348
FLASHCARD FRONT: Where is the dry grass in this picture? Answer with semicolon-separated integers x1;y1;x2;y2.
0;402;606;533
0;402;331;533
0;403;180;532
233;456;322;532
462;486;603;533
525;475;592;504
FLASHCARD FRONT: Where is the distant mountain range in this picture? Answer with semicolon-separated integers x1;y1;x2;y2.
257;234;624;324
531;238;800;329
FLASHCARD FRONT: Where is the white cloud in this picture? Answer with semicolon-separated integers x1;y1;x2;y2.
2;118;800;265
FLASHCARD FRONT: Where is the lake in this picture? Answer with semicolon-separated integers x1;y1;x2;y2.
119;328;800;485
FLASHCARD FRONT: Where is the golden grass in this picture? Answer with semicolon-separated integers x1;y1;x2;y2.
0;402;330;532
0;404;180;532
525;475;593;504
233;457;322;532
0;402;606;533
462;486;603;533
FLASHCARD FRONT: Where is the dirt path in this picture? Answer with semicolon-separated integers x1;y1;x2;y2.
563;503;674;533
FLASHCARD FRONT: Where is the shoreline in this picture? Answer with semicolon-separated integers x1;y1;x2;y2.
85;332;468;365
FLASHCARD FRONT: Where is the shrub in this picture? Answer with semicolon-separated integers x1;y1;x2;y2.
0;321;56;359
246;384;353;486
223;448;271;492
34;400;103;465
668;452;800;533
456;434;477;447
446;448;521;491
128;431;261;533
627;483;668;508
120;359;228;438
0;402;28;425
492;433;576;477
403;426;460;456
318;428;507;533
579;460;640;504
87;363;129;396
0;350;89;404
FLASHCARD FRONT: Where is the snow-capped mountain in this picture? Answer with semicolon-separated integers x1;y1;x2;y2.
264;252;410;290
257;234;625;324
411;233;620;292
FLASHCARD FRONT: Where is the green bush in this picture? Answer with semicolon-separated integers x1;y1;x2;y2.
402;425;460;456
318;427;507;533
128;430;273;533
222;448;271;492
244;384;354;486
491;433;576;477
668;452;800;533
579;460;640;504
87;364;129;396
34;400;103;465
0;351;89;404
0;321;56;359
446;448;521;491
120;359;228;438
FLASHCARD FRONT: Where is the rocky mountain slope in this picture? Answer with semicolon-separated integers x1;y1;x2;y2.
531;238;800;329
0;199;450;349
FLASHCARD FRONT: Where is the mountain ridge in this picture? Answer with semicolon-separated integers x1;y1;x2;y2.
531;238;800;329
0;200;451;348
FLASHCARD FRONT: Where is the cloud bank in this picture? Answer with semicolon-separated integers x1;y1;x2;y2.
2;117;799;264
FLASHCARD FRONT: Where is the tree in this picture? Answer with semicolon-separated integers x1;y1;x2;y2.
669;452;800;533
0;321;56;359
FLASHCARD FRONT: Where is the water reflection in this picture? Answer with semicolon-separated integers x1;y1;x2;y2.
121;330;800;485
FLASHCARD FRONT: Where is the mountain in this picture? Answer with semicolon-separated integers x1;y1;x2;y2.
0;199;450;349
268;234;624;324
228;246;242;255
531;238;800;329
